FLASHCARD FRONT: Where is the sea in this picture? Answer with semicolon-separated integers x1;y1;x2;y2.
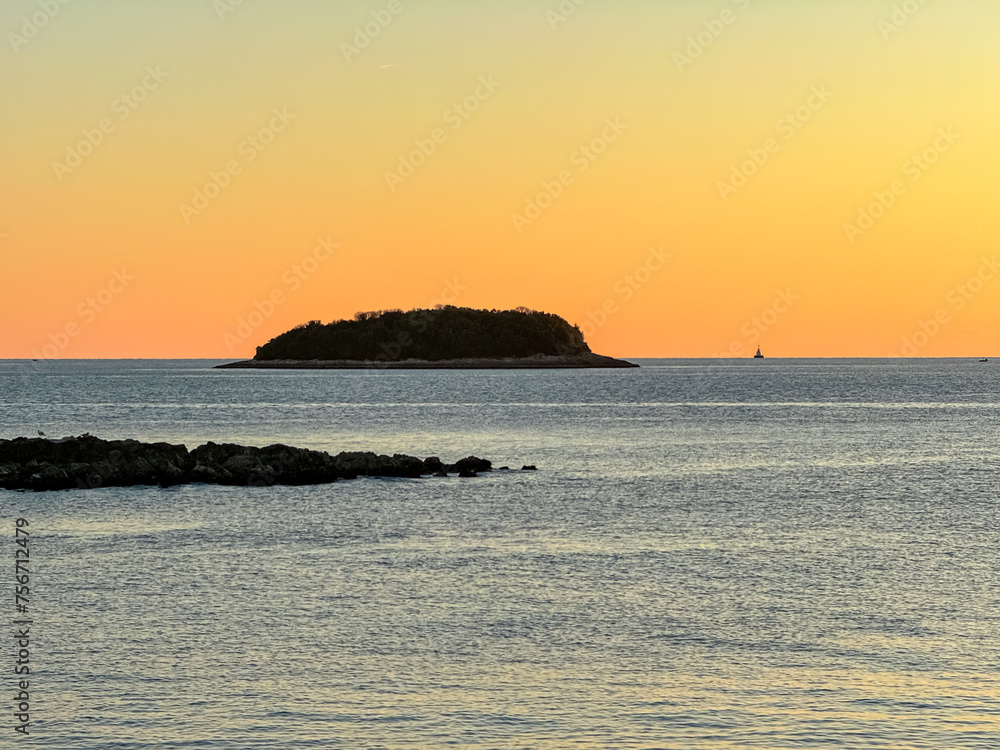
1;358;999;749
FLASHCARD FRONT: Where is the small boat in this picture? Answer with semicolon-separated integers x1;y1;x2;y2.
754;347;764;359
980;358;989;363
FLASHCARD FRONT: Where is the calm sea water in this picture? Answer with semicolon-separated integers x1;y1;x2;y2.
2;358;999;749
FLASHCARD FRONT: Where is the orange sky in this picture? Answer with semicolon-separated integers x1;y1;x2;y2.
1;0;998;359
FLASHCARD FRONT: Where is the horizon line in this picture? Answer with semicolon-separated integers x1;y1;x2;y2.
1;356;994;362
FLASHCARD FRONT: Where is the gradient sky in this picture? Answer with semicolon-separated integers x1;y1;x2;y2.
2;0;998;358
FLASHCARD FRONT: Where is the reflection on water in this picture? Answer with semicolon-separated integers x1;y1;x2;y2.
3;359;1000;748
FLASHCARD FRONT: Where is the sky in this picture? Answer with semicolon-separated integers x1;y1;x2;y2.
1;0;998;359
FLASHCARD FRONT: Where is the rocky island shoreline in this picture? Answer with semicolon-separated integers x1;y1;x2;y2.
0;435;520;492
217;353;636;369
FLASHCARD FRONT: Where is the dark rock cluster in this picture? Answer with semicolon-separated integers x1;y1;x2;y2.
0;435;505;492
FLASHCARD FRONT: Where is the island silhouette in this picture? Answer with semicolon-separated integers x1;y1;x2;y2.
217;306;638;369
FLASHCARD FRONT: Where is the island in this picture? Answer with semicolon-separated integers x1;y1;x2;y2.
0;435;522;492
216;306;638;369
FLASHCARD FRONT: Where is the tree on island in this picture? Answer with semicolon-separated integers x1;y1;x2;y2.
254;306;592;362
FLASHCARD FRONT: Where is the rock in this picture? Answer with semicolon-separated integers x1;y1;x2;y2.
333;451;379;477
332;452;424;479
423;456;445;474
0;435;517;492
449;456;492;474
190;442;347;486
391;454;427;478
0;435;193;491
522;465;537;471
